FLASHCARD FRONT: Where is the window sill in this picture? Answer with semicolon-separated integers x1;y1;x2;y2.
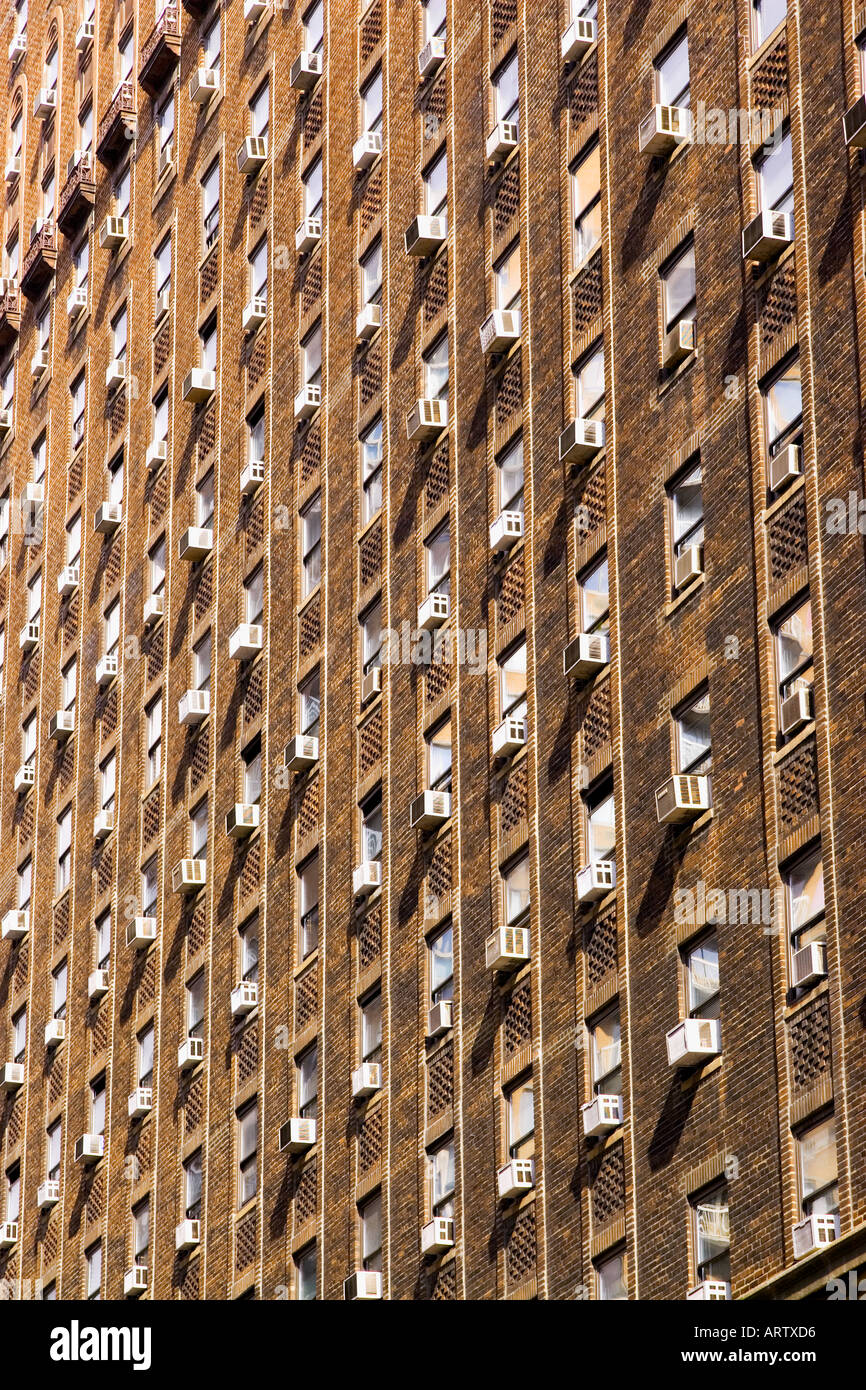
664;572;704;617
773;719;815;765
679;1051;722;1093
783;976;829;1022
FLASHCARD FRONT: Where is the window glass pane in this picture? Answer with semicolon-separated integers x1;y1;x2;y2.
694;1187;730;1277
657;31;690;107
499;644;527;717
495;247;521;310
677;692;710;773
304;157;323;217
580;556;609;632
361;994;382;1061
776;602;812;690
426;524;450;592
430;924;453;1002
754;0;787;44
504;856;530;923
786;848;824;936
304;0;323;51
425;152;447;216
759;130;793;213
663;244;695;327
587;792;615;862
423;335;449;400
598;1252;627;1300
765;361;802;449
799;1119;838;1214
576;346;605;420
687;936;720;1017
591;1011;621;1091
495;54;519;124
671;465;704;553
497;438;523;511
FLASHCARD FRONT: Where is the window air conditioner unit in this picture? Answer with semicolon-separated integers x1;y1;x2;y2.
94;501;123;535
4;155;20;183
241;459;265;495
30;348;49;378
361;666;383;704
179;526;213;562
427;1000;453;1039
780;685;813;736
76;20;95;52
404;214;447;257
489;509;524;552
243;296;267;333
0;1223;19;1250
742;207;794;263
417;591;450;631
563;630;610;680
99;215;128;251
8;33;27;62
687;1280;731;1301
229;623;263;660
352;131;382;171
279;1117;317;1153
665;1016;722;1068
95;653;119;687
244;0;270;18
406;397;447;441
576;859;616;904
497;1158;534;1201
57;564;80;598
67;286;88;320
154;288;170;325
486;120;519;166
128;1087;153;1119
655;773;711;825
1;909;28;941
418;36;446;79
182;369;216;404
14;763;35;794
792;1212;839;1259
492;715;526;759
0;1063;25;1091
237;136;267;176
673;543;704;590
34;88;58;121
295;217;322;254
639;104;692;156
294;384;321;420
285;734;319;771
843;95;866;148
791;940;827;990
226;803;260;838
356;303;382;341
353;860;382;898
480;308;521;355
421;1217;454;1255
93;808;115;839
662;318;696;369
344;1271;383;1300
88;968;110;1002
190;67;220;103
561;17;596;66
486;925;530;972
172;859;207;894
0;408;12;434
351;1061;382;1100
768;443;802;493
23;480;44;507
158;142;175;180
105;359;127;392
291;50;323;91
178;1036;204;1071
176;1219;201;1252
74;1133;105;1164
581;1092;623;1138
231;980;258;1017
37;1180;60;1209
126;916;158;949
409;789;452;830
144;593;165;628
124;1266;148;1298
179;689;210;726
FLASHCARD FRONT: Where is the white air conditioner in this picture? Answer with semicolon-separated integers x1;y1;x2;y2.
241;459;265;495
178;1036;204;1071
176;1219;201;1252
182;369;216;404
94;501;123;535
497;1158;534;1201
14;763;35;794
93;808;115;840
295;217;322;254
480;308;521;355
418;36;446;79
237;136;267;176
490;510;524;552
57;564;80;598
229;623;263;660
409;789;452;830
226;803;260;838
37;1180;60;1210
142;442;167;477
244;0;269;18
172;859;207;894
22;480;44;507
361;667;383;704
158;142;175;179
576;859;616;904
65;148;87;180
143;593;164;628
655;773;711;825
674;543;704;590
421;1216;454;1255
581;1092;623;1138
492;716;526;759
486;925;530;972
639;103;693;156
1;909;28;941
8;33;27;62
3;156;20;183
30;348;49;378
124;1266;148;1297
231;980;258;1017
791;940;827;990
486;120;519;166
88;968;110;1002
406;397;447;441
279;1117;317;1153
344;1270;382;1300
76;19;95;52
666;1016;722;1068
179;689;210;726
844;94;866;147
179;526;214;562
561;17;596;66
291;50;323;91
792;1212;839;1258
662;318;696;369
128;1087;153;1120
356;303;382;341
105;359;127;392
417;591;450;631
95;653;119;687
0;408;12;435
294;383;321;420
126;916;158;949
99;215;128;251
768;443;802;493
74;1133;104;1164
352;1061;382;1100
285;734;319;771
243;296;267;333
687;1280;731;1301
66;286;88;320
742;207;794;263
353;131;382;171
190;67;219;103
0;1063;25;1091
563;630;610;680
405;214;447;257
426;1000;453;1039
0;1222;19;1249
34;88;58;121
353;860;382;898
780;685;813;736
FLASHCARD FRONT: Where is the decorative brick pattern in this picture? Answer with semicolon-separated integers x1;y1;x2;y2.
300;599;320;659
154;319;170;375
296;967;317;1032
497;554;524;626
591;1142;625;1225
569;53;598;128
236;1023;258;1085
200;246;218;304
505;1202;536;1286
296;776;319;841
751;32;788;111
496;355;522;432
142;788;160;846
424;255;448;326
427;1042;453;1118
360;166;381;235
359;522;381;589
790;997;832;1090
359;707;382;777
778;737;819;831
768;490;808;583
425;653;450;704
304;91;323;146
427;836;451;903
235;1208;256;1272
422;77;446;145
573;252;603;337
358;904;381;970
493;161;520;237
244;662;263;723
360;338;382;409
585;903;617;985
294;1162;317;1224
360;0;382;63
358;1106;382;1173
191;726;209;788
301;257;322;317
239;839;261;902
425;438;450;511
198;400;217;459
576;463;606;539
582;680;610;761
300;419;321;485
491;0;517;44
53;894;70;950
503;978;532;1057
500;760;528;836
759;257;797;346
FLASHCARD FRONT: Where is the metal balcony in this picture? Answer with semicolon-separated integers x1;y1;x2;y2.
96;81;137;166
139;5;182;96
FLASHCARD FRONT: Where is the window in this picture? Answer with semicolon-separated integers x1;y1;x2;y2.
299;669;320;737
296;1245;317;1300
579;553;609;633
361;991;382;1064
240;917;259;984
298;855;320;958
141;858;158;916
774;598;812;715
100;753;116;814
0;495;8;568
47;1120;61;1181
21;714;37;775
692;1184;730;1283
142;695;162;787
797;1116;838;1217
574;342;605;421
12;1007;26;1063
589;1007;621;1094
361;69;382;135
18;858;32;913
202;11;221;76
195;470;214;531
655;29;690;107
753;0;787;48
184;1150;202;1220
248;406;265;465
117;24;134;85
304;0;323;52
784;845;825;954
243;740;261;805
248;239;268;309
303;155;323;219
763;356;802;457
661;241;695;332
298;1044;318;1119
149;538;165;599
301;493;322;597
114;164;130;221
157;91;174;155
499;641;527;720
361;239;382;309
202;161;220;249
423;0;446;41
56;806;72;893
426;717;452;791
42;168;56;222
361;419;383;522
596;1250;627;1300
245;566;264;625
73;237;89;296
71;373;86;450
250;80;269;140
32;432;47;485
112;304;127;363
506;1077;534;1158
194;632;211;692
669;461;704;563
104;598;120;656
155;235;171;302
497;436;523;514
425;522;450;596
133;1198;150;1268
108;454;124;508
675;689;711;774
424;150;447;218
237;1101;258;1207
360;1193;382;1271
78;101;93;155
86;1243;102;1300
361;792;382;862
303;322;322;386
187;971;205;1040
137;1024;154;1088
200;316;217;373
153;389;169;445
62;655;77;715
191;800;208;861
572;143;601;264
429;922;453;1005
429;1139;454;1218
4;232;19;281
494;52;519;127
90;1074;106;1136
361;601;382;674
423;333;448;402
495;244;521;312
503;853;530;924
585;784;615;865
95;910;111;971
684;933;720;1020
756;128;793;214
0;628;4;694
36;303;50;357
1;358;13;417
